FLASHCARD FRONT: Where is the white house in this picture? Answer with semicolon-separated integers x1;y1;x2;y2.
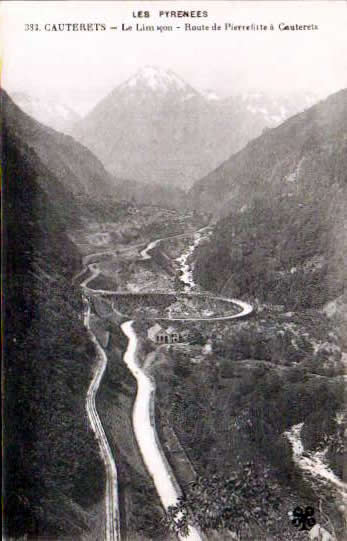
147;323;181;344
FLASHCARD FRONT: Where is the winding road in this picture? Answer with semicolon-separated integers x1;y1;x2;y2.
83;297;121;541
82;228;253;321
81;225;253;540
118;229;251;540
121;320;203;541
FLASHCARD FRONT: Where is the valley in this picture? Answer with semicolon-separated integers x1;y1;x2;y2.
72;208;252;541
3;69;346;541
70;200;345;540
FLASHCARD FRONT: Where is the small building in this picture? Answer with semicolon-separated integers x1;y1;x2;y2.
147;323;181;344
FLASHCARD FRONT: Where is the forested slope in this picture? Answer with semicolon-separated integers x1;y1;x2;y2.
170;89;347;539
189;89;347;216
3;91;115;199
192;89;347;310
3;93;106;539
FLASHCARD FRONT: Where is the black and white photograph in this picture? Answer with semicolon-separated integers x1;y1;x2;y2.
2;1;347;540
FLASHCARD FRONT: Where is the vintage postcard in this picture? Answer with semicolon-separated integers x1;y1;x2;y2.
2;1;346;540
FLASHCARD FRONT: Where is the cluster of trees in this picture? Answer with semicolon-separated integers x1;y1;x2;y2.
164;466;296;540
150;245;176;276
77;194;130;223
88;273;119;291
240;371;344;462
194;184;346;310
156;343;344;537
214;322;314;364
112;293;176;316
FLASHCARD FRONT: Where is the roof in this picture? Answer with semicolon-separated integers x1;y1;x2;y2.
148;323;162;336
166;326;178;334
148;323;180;340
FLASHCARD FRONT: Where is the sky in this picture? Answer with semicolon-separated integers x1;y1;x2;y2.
1;1;347;114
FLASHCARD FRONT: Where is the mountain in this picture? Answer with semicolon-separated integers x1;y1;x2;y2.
5;90;188;210
187;92;346;532
74;65;219;189
10;91;80;134
235;91;317;125
188;89;347;216
74;66;316;190
191;89;347;310
3;91;116;204
3;90;106;538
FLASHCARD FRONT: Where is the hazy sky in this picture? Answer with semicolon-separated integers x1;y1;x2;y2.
1;1;347;113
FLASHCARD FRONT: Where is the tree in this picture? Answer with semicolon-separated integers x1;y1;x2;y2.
164;464;280;538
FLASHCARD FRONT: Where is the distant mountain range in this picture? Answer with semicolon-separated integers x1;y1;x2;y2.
3;90;193;210
10;91;80;134
73;65;318;190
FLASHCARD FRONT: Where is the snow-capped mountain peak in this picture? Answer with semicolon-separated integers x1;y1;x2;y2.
74;66;323;191
122;65;194;94
238;90;319;124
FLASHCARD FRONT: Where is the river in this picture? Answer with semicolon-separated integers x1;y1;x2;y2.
285;423;347;502
175;228;208;292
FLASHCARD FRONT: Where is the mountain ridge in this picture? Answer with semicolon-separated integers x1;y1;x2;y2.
191;88;347;311
74;65;318;190
2;90;116;202
188;88;347;216
3;91;106;539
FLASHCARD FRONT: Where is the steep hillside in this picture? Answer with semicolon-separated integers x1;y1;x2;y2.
4;91;188;211
3;95;106;538
191;89;347;308
74;66;315;190
3;91;115;200
189;88;347;215
158;91;347;539
190;91;346;505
